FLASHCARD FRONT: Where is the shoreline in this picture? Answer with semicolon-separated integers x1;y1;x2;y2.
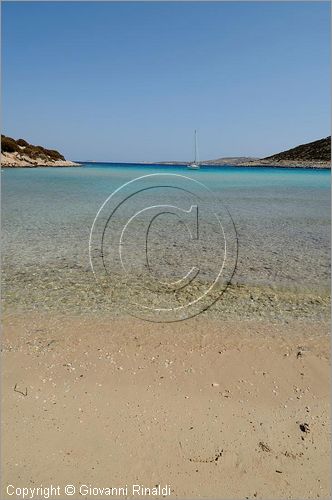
2;160;330;169
2;278;330;323
74;161;331;170
1;148;81;167
1;161;81;168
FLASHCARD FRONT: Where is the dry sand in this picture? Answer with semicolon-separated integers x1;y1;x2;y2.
1;313;330;499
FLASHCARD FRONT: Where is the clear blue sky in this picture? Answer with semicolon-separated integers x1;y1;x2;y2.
2;1;330;162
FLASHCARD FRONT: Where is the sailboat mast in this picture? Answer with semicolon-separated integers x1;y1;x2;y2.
187;129;200;169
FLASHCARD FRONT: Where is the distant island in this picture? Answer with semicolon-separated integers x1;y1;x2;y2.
159;136;331;168
1;135;80;167
1;134;330;169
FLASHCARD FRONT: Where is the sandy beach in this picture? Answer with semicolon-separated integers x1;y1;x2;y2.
1;313;329;499
2;1;331;497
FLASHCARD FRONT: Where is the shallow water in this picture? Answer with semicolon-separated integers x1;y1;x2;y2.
2;164;330;321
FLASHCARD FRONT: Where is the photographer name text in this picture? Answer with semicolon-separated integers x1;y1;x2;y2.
6;484;172;498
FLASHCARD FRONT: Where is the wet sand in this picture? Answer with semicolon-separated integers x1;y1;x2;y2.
1;313;330;499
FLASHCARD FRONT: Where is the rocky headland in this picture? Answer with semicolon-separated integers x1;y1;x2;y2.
1;135;80;167
204;136;331;168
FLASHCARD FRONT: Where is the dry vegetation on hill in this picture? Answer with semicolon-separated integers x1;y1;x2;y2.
1;135;79;167
264;136;331;163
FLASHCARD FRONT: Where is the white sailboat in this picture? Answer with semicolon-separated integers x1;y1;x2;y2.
187;129;200;169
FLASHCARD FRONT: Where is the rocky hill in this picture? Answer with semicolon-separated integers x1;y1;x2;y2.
205;137;331;168
243;136;331;168
1;135;80;167
263;136;331;163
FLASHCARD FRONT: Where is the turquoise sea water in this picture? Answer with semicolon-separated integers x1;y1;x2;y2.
2;164;330;320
